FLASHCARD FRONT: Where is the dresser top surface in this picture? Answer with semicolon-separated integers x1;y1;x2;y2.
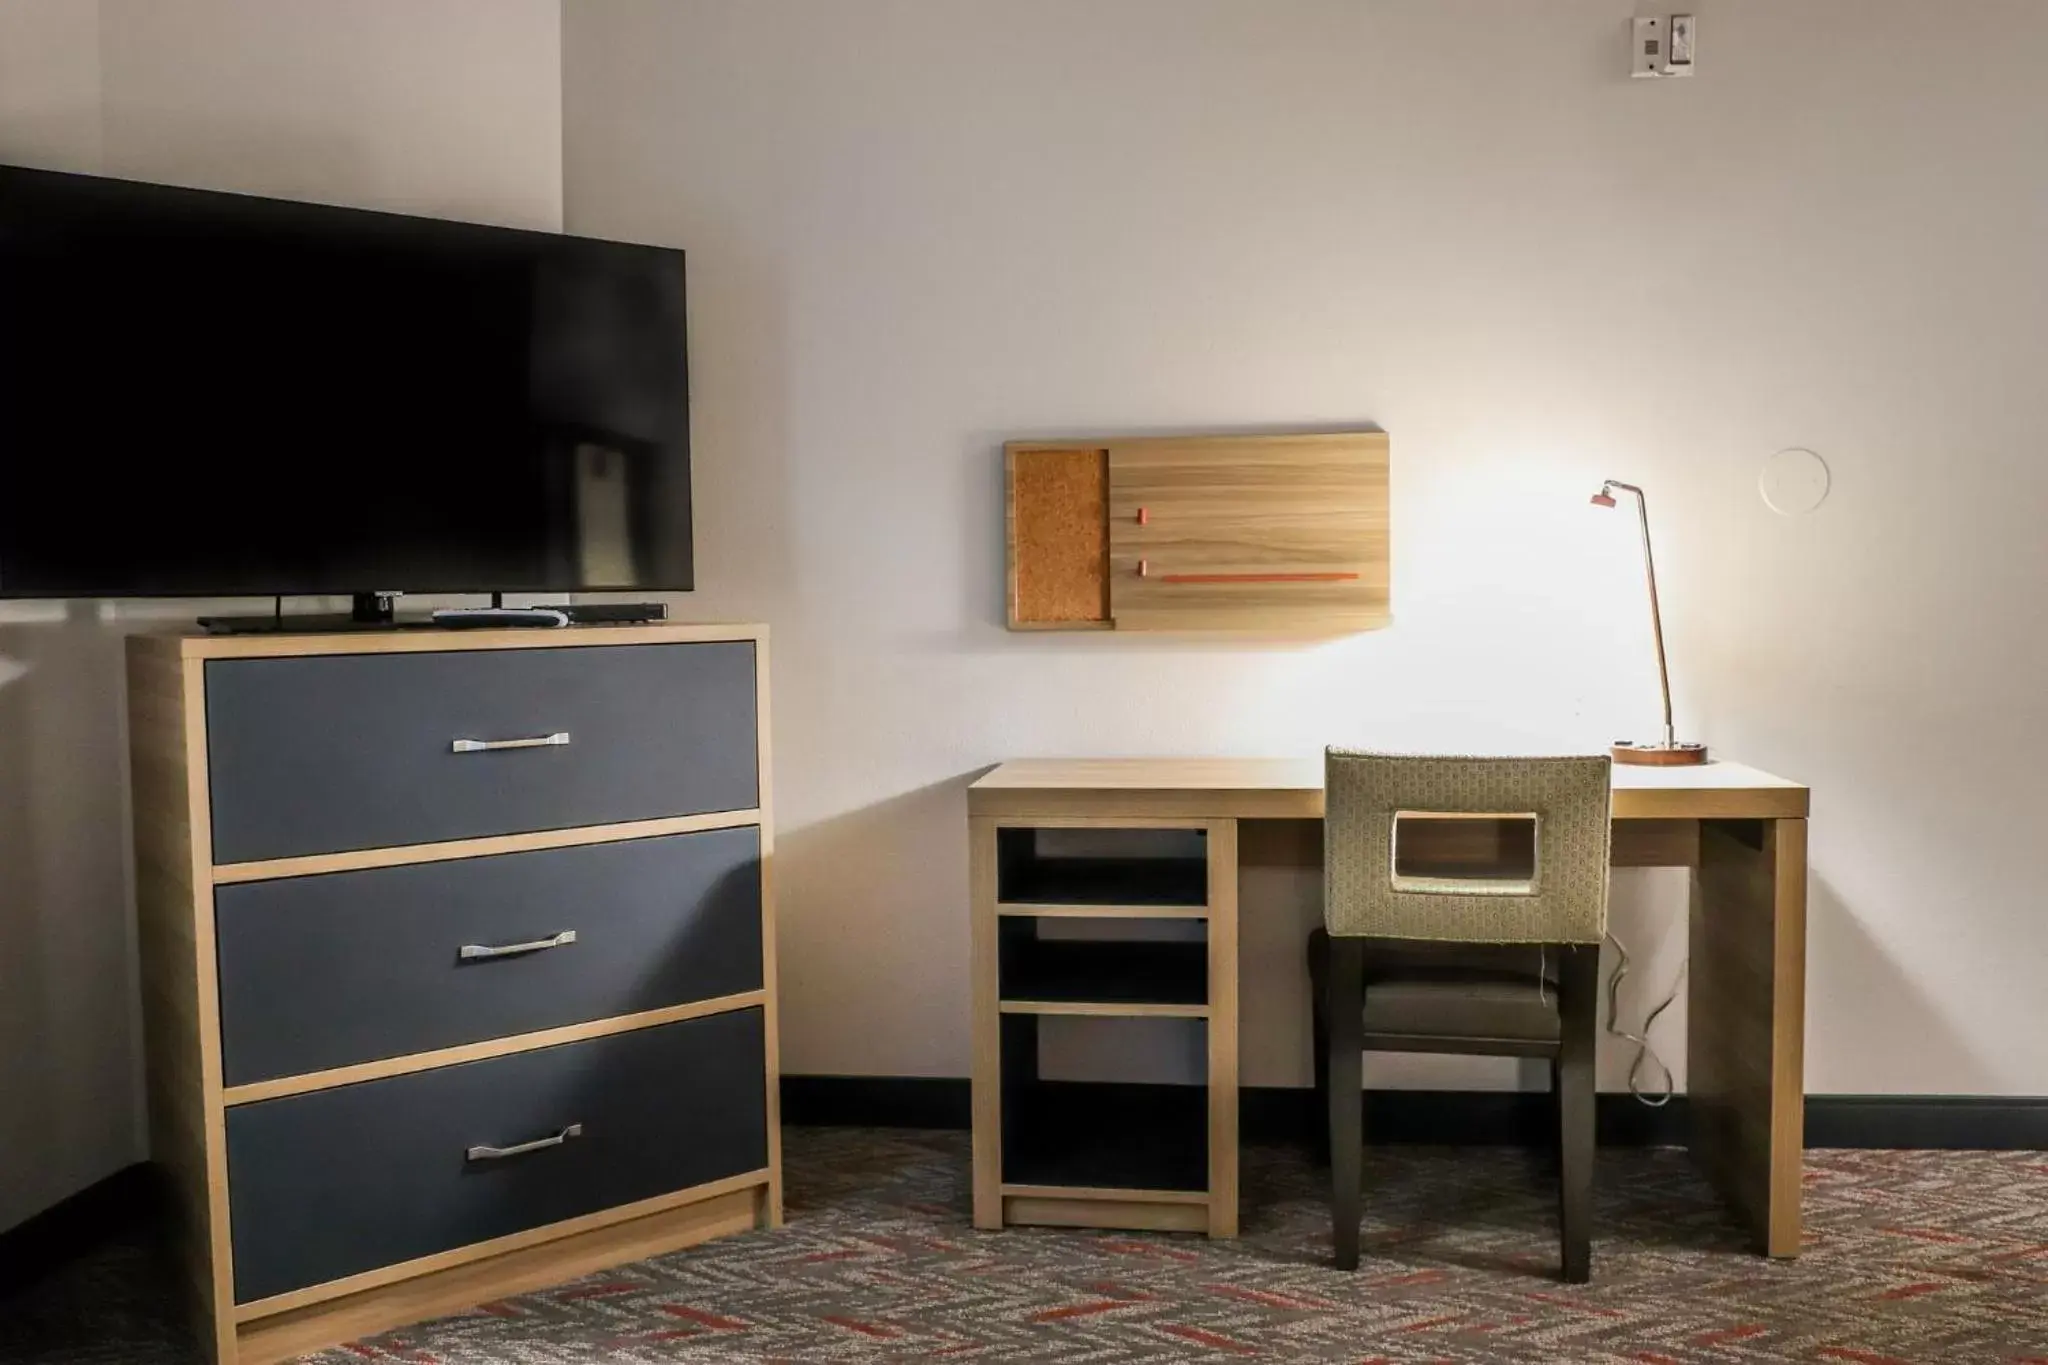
132;621;766;661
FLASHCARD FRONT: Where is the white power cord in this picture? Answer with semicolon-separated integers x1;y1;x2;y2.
1603;931;1686;1107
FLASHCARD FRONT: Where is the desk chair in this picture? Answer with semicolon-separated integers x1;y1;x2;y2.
1310;750;1610;1280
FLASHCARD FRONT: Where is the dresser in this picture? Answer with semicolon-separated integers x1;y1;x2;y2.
126;623;778;1365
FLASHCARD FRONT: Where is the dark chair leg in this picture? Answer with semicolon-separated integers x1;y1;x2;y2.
1546;1057;1562;1175
1326;934;1365;1270
1308;930;1331;1164
1557;944;1598;1283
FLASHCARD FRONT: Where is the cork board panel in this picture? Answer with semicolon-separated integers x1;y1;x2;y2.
1006;445;1110;628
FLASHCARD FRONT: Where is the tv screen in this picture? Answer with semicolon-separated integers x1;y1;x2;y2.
0;165;691;599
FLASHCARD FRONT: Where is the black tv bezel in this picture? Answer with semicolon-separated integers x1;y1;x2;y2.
0;164;695;601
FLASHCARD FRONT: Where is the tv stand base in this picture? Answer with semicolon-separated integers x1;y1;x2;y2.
197;596;668;635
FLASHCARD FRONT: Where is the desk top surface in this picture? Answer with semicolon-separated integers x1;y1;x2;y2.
970;756;1808;821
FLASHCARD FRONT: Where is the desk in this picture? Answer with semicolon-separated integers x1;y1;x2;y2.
967;758;1809;1257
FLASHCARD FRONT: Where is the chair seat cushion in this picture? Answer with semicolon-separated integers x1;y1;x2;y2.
1309;929;1563;1043
1361;976;1561;1042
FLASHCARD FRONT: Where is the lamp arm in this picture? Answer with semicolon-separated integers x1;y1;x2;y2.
1616;484;1676;749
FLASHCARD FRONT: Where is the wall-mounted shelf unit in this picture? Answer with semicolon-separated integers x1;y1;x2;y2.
1004;431;1389;634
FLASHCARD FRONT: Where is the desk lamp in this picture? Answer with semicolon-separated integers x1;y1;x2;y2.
1591;480;1707;766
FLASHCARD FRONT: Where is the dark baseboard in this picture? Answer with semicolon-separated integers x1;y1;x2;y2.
778;1076;1686;1144
781;1076;2048;1151
1240;1086;1690;1146
0;1163;160;1297
1803;1095;2048;1150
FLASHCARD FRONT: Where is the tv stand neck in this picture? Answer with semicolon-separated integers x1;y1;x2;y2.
352;591;400;624
200;590;408;636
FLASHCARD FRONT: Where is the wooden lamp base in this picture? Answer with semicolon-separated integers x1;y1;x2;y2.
1611;740;1709;767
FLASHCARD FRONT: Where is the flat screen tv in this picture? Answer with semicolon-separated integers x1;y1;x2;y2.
0;165;691;604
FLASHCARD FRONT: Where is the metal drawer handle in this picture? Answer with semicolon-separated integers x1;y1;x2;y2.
458;929;577;961
451;732;571;754
466;1123;582;1162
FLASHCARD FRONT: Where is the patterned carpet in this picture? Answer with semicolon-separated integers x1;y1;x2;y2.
2;1129;2044;1363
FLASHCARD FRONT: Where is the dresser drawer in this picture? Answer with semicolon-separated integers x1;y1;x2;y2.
204;642;759;865
216;826;763;1086
225;1008;768;1304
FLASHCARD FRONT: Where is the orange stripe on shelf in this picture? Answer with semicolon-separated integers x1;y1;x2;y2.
1155;571;1361;584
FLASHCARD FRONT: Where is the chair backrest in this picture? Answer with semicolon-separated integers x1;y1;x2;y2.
1323;749;1612;944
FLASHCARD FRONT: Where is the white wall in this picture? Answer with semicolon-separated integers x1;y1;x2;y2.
0;1;101;169
0;0;563;1231
563;0;2048;1097
97;0;561;229
5;0;2044;1231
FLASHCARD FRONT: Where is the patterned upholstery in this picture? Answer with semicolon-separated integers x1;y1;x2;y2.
1323;749;1612;945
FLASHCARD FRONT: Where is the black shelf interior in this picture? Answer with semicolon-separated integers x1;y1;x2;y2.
998;927;1208;1006
1001;1076;1209;1193
996;827;1207;906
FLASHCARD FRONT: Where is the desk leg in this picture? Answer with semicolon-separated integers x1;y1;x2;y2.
1206;818;1240;1238
1690;817;1807;1257
969;816;1003;1230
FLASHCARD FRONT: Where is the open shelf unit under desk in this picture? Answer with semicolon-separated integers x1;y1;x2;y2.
970;816;1238;1236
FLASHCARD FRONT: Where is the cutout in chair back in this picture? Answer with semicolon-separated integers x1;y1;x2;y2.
1390;811;1539;896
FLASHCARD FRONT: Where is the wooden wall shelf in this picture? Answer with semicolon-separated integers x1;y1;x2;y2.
1004;431;1389;634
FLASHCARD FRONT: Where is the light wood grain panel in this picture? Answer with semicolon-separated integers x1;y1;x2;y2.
169;621;767;660
1690;819;1806;1257
1002;1195;1211;1233
128;642;236;1364
997;1000;1210;1019
971;785;1306;821
221;992;767;1106
1766;818;1807;1257
1610;818;1700;868
1107;433;1390;633
1205;819;1240;1238
754;634;783;1227
997;902;1211;919
212;808;763;883
234;1183;764;1365
969;816;1003;1230
967;757;1808;822
998;1184;1209;1205
986;811;1256;831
